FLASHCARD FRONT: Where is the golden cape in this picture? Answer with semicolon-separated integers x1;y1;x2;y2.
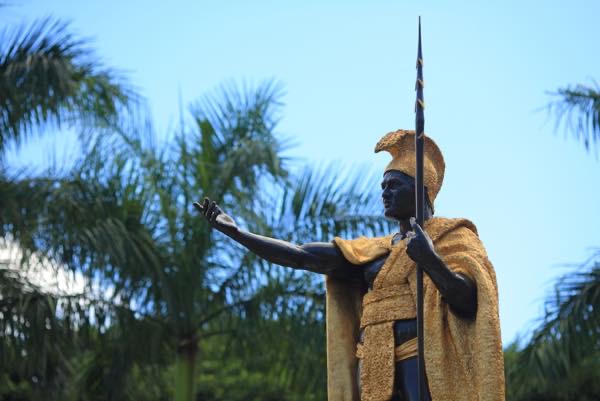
325;217;505;401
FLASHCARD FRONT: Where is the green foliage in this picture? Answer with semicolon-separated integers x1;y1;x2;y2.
195;313;327;401
0;14;388;400
508;87;600;399
65;325;171;401
1;76;389;400
0;249;174;401
0;17;134;153
0;259;76;400
527;253;600;365
505;252;600;401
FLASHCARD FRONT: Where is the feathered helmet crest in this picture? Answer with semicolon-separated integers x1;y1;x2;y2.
375;129;445;205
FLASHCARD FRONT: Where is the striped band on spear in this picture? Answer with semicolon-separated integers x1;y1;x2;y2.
414;16;427;401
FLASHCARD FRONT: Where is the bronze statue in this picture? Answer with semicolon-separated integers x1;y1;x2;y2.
194;130;504;401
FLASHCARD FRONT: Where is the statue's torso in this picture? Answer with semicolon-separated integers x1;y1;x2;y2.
363;254;387;290
360;249;417;347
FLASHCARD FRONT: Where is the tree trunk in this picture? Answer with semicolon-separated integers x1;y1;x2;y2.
174;336;198;401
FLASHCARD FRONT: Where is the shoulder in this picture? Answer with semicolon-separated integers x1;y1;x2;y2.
332;235;393;265
426;216;479;241
429;217;489;259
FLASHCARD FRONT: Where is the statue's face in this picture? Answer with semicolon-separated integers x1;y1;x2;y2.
381;170;415;220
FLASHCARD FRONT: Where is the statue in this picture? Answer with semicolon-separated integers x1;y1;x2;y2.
193;130;505;401
195;19;503;401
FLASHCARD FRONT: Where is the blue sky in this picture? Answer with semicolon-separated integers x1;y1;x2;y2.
3;0;600;344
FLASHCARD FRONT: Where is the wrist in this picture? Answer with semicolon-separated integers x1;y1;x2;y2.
217;224;238;237
421;250;441;270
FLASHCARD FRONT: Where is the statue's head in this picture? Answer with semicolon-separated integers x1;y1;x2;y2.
381;170;433;220
375;129;445;217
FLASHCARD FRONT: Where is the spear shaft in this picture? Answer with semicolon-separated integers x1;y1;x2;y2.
414;16;426;401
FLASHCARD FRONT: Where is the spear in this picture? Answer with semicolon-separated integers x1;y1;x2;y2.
414;16;427;401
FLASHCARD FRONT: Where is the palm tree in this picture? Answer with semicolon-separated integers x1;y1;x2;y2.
504;252;600;401
0;15;136;400
504;84;600;401
2;80;391;401
0;16;133;155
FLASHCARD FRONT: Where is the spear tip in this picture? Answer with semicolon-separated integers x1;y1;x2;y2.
417;17;423;61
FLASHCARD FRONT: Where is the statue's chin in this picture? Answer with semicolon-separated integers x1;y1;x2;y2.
383;209;398;220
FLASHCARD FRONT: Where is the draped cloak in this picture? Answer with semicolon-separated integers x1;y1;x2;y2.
325;217;505;401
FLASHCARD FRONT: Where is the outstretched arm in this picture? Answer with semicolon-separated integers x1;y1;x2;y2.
193;198;351;274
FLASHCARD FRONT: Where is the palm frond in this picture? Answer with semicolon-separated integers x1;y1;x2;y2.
0;153;164;307
548;82;600;151
264;162;391;242
189;79;290;198
514;251;600;391
0;18;135;153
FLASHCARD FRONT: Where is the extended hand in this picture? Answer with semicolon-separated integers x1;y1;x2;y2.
193;197;238;234
405;217;437;266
